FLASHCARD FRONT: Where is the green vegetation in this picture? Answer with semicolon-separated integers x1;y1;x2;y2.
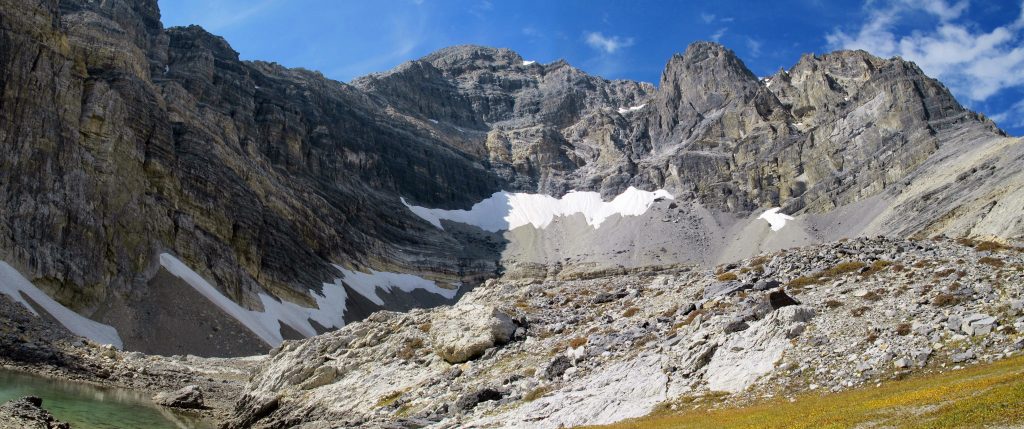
578;353;1024;429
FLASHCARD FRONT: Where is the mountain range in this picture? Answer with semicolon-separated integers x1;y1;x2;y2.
1;0;1021;359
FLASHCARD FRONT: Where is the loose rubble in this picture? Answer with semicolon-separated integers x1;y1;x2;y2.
0;396;69;429
224;237;1024;428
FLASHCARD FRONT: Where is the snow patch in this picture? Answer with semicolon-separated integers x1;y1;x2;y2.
159;254;456;346
160;253;348;346
0;260;123;348
758;207;795;231
522;60;536;66
428;118;439;124
616;104;646;114
333;266;458;306
403;186;673;232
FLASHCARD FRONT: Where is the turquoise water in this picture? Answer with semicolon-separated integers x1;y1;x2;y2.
0;369;213;429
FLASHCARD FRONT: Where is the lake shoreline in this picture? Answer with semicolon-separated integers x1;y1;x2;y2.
0;294;260;427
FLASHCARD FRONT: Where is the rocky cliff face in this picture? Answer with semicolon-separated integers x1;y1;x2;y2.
0;0;1019;357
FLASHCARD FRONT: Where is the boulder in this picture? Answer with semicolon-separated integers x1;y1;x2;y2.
753;280;782;291
430;304;516;364
961;314;996;336
544;355;573;380
153;385;205;409
912;348;932;366
592;291;627;304
724;317;750;333
452;388;506;413
768;290;800;309
951;350;975;363
704;281;750;299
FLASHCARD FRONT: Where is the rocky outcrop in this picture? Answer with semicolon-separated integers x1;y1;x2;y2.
0;0;506;355
0;397;70;429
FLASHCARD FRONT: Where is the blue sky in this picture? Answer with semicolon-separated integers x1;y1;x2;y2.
158;0;1024;135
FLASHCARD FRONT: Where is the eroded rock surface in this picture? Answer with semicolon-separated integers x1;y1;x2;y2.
1;0;1021;357
226;237;1024;428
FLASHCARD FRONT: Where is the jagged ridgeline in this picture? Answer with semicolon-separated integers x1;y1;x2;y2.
0;0;1021;356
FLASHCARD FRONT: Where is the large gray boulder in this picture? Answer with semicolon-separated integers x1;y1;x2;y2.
153;385;205;409
430;304;515;363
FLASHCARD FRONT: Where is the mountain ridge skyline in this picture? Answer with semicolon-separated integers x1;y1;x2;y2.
158;0;1024;135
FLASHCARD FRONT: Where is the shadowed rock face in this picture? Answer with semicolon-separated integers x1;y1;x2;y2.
0;0;1013;355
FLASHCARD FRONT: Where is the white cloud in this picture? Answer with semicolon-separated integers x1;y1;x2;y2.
584;32;635;54
711;27;727;42
826;1;1024;103
701;13;716;23
746;37;763;57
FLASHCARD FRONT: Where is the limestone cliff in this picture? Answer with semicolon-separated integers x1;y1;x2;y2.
0;0;1017;356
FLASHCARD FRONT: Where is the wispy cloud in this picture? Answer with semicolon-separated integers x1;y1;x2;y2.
826;0;1024;127
197;0;278;31
711;27;727;42
329;7;428;81
991;99;1024;127
584;32;635;54
701;13;716;23
746;37;763;57
468;0;493;19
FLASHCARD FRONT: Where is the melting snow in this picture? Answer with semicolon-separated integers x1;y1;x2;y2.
159;253;456;346
758;207;795;231
522;60;536;66
160;253;345;345
616;104;646;114
403;186;673;232
333;266;458;306
0;261;123;348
